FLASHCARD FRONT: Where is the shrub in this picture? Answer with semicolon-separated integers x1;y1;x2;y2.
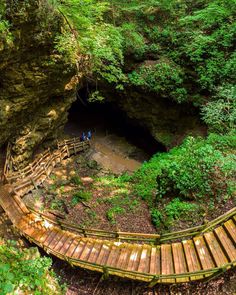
120;22;147;58
164;198;199;220
151;199;199;228
132;133;236;203
151;208;163;228
201;85;236;133
0;242;60;295
106;206;125;224
71;190;92;205
128;60;187;103
70;175;82;186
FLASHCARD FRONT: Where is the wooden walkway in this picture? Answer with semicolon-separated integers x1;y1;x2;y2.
0;138;235;285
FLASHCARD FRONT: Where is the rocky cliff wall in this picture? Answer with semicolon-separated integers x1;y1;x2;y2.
0;1;76;168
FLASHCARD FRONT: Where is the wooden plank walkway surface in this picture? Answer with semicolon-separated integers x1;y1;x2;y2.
0;138;235;285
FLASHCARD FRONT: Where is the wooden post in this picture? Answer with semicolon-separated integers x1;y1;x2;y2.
102;266;109;280
30;177;37;189
148;275;160;287
82;228;87;237
73;138;77;154
66;144;70;157
154;236;161;245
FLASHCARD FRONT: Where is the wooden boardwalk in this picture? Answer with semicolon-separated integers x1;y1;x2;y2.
0;138;235;285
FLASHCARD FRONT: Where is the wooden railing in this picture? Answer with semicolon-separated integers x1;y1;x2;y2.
28;205;236;244
4;140;89;180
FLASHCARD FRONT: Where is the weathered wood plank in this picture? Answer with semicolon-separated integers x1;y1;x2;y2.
161;244;175;283
149;246;161;275
204;232;228;266
224;220;236;246
193;236;215;270
79;241;95;261
87;242;103;263
172;242;189;283
182;240;203;281
214;226;236;261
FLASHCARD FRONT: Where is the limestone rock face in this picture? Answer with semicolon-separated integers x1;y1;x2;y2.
0;1;76;168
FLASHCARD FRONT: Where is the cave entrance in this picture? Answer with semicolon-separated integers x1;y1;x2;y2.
65;87;166;162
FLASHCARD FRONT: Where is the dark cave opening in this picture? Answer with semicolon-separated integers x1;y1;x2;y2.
65;87;166;160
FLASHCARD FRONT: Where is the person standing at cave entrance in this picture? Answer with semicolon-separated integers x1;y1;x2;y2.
87;130;92;140
80;132;86;142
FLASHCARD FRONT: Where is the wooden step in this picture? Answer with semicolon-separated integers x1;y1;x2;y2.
193;236;215;270
161;244;175;283
224;220;236;246
71;240;87;259
47;231;63;248
127;245;143;272
38;230;54;244
44;230;59;247
95;243;112;265
126;245;142;271
30;227;47;242
116;245;133;270
137;245;151;274
204;232;228;266
59;236;75;256
214;226;236;261
105;244;121;267
87;242;103;263
182;239;203;281
65;239;80;257
172;242;189;283
79;241;95;261
53;233;70;252
149;246;161;275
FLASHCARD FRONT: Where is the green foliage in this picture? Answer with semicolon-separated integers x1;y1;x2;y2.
0;3;13;45
50;199;64;210
88;90;105;103
151;208;163;228
120;22;146;59
151;198;199;228
71;190;92;205
70;175;82;185
201;85;236;133
52;0;126;87
164;198;199;220
106;206;125;224
0;242;59;295
128;60;187;102
132;133;236;204
108;0;235;106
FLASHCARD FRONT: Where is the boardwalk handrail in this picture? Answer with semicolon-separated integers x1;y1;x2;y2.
3;138;89;180
22;219;236;283
28;205;236;244
4;139;90;183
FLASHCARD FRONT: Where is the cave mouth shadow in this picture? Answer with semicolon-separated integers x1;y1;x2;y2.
65;87;167;159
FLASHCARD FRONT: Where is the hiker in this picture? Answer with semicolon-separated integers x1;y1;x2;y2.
87;130;92;140
80;132;86;142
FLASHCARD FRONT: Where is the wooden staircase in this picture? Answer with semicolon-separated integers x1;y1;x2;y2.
0;138;235;286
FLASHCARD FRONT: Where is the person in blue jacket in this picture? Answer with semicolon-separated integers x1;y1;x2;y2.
87;130;92;140
80;132;86;142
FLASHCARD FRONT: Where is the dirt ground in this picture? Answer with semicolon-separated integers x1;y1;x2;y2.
52;258;236;295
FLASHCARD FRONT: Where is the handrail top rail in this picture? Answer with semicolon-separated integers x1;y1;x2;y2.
28;204;236;243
